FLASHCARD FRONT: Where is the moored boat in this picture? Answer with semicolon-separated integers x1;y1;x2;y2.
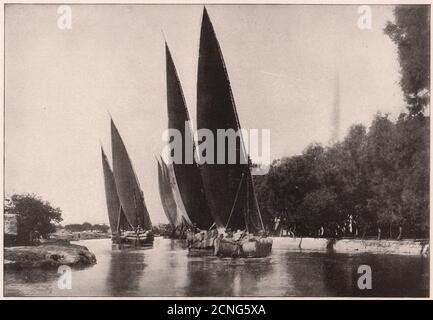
196;8;272;258
157;8;273;258
119;229;154;247
101;119;154;248
157;40;214;243
214;236;273;258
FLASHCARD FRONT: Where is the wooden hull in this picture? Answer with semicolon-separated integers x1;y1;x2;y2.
113;231;154;247
164;234;187;240
214;237;273;258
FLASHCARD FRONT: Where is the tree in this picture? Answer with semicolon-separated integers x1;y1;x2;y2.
6;193;63;244
254;111;428;239
299;188;338;236
92;224;110;233
384;5;430;115
395;114;429;237
82;222;93;231
64;222;109;232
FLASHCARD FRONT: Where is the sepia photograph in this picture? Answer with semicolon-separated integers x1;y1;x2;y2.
2;2;430;299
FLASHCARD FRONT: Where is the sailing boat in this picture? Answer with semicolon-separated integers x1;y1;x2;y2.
101;118;154;247
158;41;214;241
196;8;272;258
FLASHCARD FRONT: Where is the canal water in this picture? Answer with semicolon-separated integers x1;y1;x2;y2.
4;237;429;297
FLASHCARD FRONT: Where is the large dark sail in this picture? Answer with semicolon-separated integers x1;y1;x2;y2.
101;146;121;233
197;8;263;232
165;42;213;230
157;159;178;227
111;119;152;230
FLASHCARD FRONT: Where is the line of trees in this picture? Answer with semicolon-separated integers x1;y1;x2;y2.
64;223;110;233
255;113;429;239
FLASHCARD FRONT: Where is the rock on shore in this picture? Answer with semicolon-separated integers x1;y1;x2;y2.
4;241;97;269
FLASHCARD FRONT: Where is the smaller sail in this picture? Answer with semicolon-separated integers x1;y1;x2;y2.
157;159;177;227
101;146;121;234
160;157;192;227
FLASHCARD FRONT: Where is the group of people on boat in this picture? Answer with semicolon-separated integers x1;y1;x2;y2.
186;225;217;249
185;225;270;249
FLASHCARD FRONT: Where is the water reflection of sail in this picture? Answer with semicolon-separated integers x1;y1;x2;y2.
185;258;236;296
105;250;146;296
184;257;273;296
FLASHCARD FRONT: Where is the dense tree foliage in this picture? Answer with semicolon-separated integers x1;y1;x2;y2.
64;223;110;233
255;113;429;239
5;194;63;244
384;5;430;115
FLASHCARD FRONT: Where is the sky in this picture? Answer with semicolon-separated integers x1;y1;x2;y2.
5;4;405;225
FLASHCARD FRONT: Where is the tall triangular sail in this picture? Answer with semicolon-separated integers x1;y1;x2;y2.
101;146;122;233
111;119;152;230
197;8;263;232
165;43;213;229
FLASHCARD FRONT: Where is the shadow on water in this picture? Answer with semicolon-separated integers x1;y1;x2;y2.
184;255;275;296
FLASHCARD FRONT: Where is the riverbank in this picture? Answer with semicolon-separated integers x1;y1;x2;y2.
4;241;97;269
272;237;429;256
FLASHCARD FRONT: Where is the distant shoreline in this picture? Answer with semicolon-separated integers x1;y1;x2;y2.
50;230;111;241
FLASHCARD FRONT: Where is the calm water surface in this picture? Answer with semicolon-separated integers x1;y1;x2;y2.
4;238;429;297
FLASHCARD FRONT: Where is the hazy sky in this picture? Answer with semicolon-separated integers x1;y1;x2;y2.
5;4;405;225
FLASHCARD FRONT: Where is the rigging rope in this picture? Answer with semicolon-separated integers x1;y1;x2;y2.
225;172;245;230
